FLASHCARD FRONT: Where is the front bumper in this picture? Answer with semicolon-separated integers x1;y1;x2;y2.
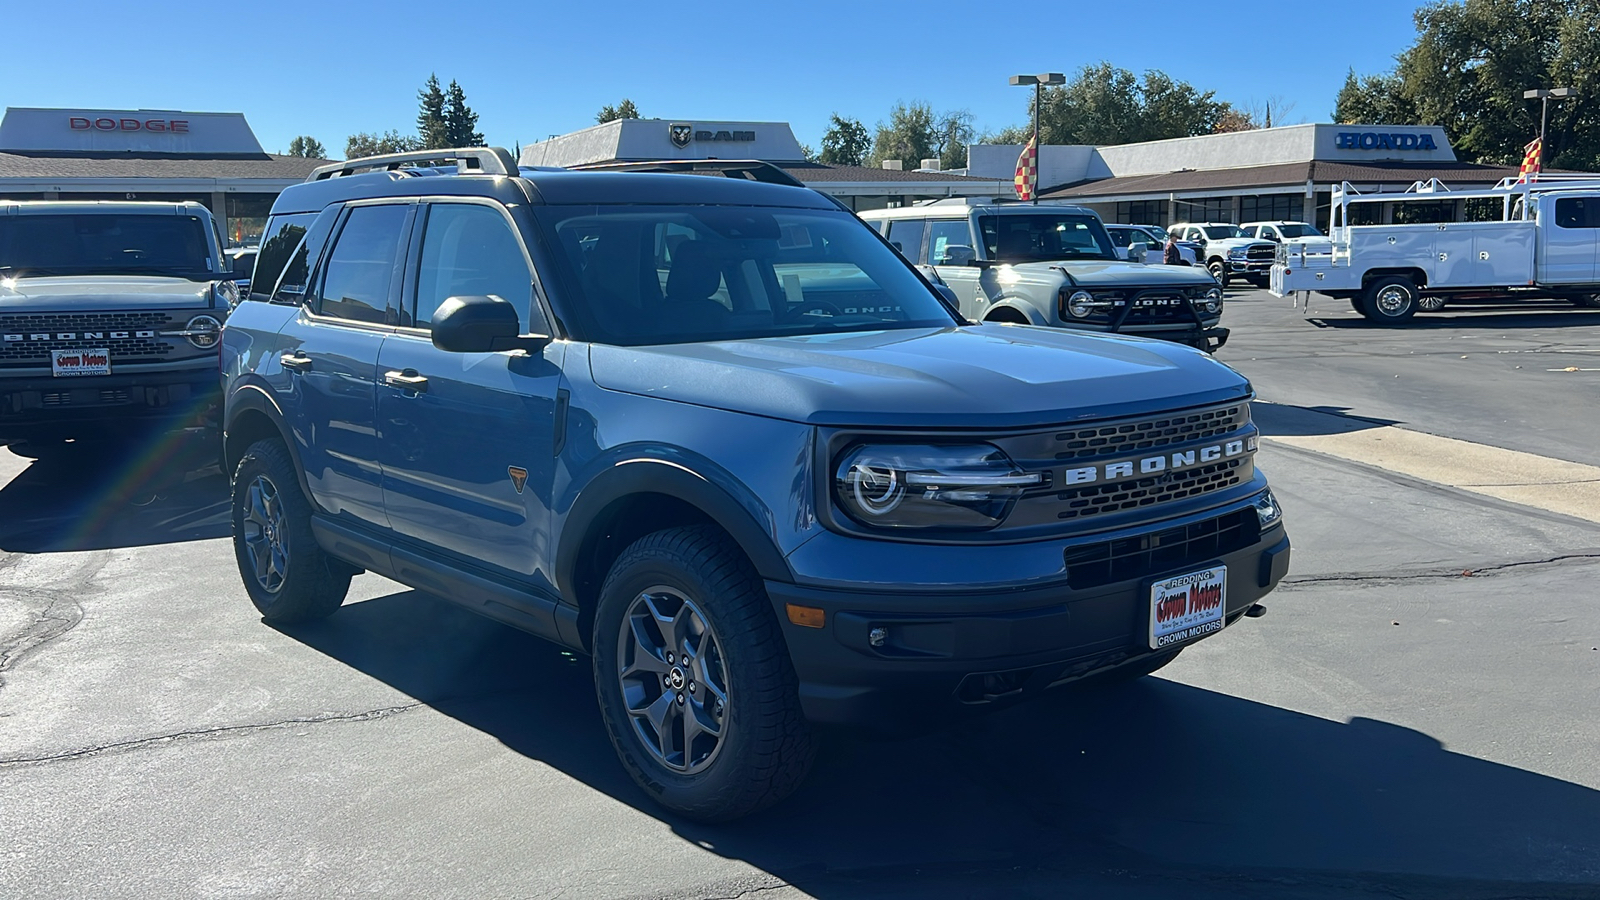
770;523;1288;734
1226;259;1273;275
0;365;220;442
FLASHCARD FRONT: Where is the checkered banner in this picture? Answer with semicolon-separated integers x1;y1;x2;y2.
1518;137;1542;181
1014;135;1038;201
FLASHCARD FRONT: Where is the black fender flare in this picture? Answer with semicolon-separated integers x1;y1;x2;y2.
554;458;794;602
223;383;315;502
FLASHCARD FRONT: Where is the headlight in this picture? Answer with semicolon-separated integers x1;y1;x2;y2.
1228;248;1248;258
1203;287;1223;313
1064;290;1097;318
215;279;240;307
835;443;1041;531
1253;488;1283;528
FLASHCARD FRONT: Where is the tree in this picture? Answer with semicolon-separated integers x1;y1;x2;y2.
285;135;326;158
987;63;1230;146
417;74;449;150
818;114;871;166
870;102;937;170
596;99;641;124
933;110;975;169
1337;0;1600;170
444;80;484;147
798;143;819;163
345;130;421;159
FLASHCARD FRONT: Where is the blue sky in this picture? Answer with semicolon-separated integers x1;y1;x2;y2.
4;0;1423;156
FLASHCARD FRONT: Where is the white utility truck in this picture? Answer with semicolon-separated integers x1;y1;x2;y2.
1270;175;1600;324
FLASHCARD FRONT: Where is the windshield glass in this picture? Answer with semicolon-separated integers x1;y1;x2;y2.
0;213;213;278
534;205;957;346
1277;223;1323;238
1201;225;1244;240
977;213;1116;262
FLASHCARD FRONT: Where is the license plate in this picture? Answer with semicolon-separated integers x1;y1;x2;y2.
51;348;111;377
1149;565;1226;650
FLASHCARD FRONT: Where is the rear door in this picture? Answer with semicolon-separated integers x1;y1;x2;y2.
1538;195;1600;285
278;201;413;528
376;199;564;588
927;218;984;316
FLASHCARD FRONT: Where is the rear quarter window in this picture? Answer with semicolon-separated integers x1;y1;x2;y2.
251;213;316;302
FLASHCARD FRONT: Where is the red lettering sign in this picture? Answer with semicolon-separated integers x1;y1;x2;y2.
1155;591;1188;623
171;120;189;133
69;117;91;130
119;118;141;131
145;119;167;133
94;118;117;131
68;117;190;134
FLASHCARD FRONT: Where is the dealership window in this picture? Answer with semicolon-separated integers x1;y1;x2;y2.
1114;200;1166;226
1175;196;1232;223
225;194;276;248
1239;194;1301;223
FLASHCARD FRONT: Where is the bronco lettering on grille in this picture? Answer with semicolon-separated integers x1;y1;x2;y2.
1061;437;1256;486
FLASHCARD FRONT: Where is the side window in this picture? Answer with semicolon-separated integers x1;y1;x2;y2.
413;203;536;329
314;204;409;324
269;208;338;305
1261;226;1278;240
927;220;973;265
1554;197;1598;230
886;219;926;263
248;213;313;302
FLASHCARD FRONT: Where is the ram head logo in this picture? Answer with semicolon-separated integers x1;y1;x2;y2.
669;123;693;149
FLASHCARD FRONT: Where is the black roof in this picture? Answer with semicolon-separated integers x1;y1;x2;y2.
271;164;841;216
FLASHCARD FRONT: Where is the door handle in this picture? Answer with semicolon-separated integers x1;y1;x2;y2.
384;368;429;392
280;351;312;372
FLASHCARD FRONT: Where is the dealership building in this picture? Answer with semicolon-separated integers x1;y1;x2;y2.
967;123;1526;228
519;118;1010;210
0;107;319;246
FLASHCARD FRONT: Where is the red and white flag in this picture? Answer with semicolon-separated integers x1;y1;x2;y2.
1517;137;1542;182
1014;135;1038;201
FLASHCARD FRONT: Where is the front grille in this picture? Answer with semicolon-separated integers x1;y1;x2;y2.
1055;459;1246;520
41;388;133;407
0;311;179;367
1081;289;1196;324
1052;404;1247;462
1246;245;1274;261
1063;508;1258;590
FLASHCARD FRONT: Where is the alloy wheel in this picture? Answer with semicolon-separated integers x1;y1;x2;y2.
240;475;289;594
616;587;729;774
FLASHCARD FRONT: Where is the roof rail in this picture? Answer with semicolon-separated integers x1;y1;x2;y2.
1492;173;1600;191
568;159;806;188
306;147;518;182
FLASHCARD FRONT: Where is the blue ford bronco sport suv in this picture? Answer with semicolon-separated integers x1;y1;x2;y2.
221;148;1290;822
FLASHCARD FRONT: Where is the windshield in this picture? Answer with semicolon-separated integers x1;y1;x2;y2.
1277;223;1323;238
1201;225;1244;240
978;213;1116;262
0;213;214;278
535;205;957;346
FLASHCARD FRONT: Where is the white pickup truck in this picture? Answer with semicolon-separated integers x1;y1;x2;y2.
1270;175;1600;324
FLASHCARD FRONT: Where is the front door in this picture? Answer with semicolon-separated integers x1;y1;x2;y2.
1538;196;1600;285
376;200;563;588
279;201;413;528
927;218;985;317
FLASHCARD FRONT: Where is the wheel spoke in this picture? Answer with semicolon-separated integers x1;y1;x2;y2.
622;617;671;678
632;689;675;741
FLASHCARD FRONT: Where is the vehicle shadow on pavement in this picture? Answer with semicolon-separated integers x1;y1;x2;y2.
279;589;1600;899
1307;305;1600;330
1251;403;1398;438
0;437;227;553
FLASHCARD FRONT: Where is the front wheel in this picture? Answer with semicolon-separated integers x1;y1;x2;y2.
593;526;815;822
1207;260;1229;287
231;439;351;623
1359;276;1420;325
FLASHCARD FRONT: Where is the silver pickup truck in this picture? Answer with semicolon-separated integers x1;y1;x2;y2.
861;199;1228;351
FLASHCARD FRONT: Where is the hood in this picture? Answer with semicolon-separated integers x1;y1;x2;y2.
1002;260;1218;289
589;325;1251;429
0;275;218;312
1208;238;1271;252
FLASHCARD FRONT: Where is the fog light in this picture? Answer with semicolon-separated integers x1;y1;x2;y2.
786;603;825;629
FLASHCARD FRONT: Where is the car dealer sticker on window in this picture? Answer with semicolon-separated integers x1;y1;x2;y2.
1149;566;1226;650
51;348;111;377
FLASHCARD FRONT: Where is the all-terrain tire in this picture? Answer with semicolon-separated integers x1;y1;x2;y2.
592;525;815;822
231;438;351;623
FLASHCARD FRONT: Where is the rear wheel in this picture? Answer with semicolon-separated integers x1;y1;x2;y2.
592;525;815;822
1417;295;1448;312
231;439;351;623
1359;275;1420;325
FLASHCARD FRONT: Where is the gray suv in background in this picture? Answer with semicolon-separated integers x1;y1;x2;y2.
0;201;235;457
220;149;1290;822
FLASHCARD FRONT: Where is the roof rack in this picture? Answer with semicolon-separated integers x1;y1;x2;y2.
568;159;805;188
306;147;518;182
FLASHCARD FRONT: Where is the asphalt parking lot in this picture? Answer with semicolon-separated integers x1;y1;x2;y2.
2;287;1598;899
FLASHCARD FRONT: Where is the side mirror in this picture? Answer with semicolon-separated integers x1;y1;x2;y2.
941;245;976;266
432;295;551;354
1126;242;1149;262
933;284;960;307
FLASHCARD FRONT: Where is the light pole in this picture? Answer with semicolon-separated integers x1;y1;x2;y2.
1011;73;1065;202
1523;86;1576;169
